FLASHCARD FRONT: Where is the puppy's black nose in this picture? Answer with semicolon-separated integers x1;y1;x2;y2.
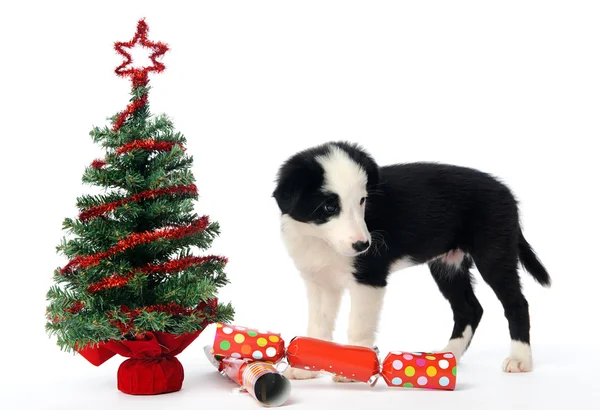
352;240;370;252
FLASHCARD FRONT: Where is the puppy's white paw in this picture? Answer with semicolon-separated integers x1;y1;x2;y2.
502;356;533;373
502;341;533;373
283;367;320;380
435;346;462;363
332;374;356;383
437;326;473;364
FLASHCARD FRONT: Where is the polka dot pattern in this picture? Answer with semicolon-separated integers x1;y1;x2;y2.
213;325;457;391
212;323;286;363
381;351;457;390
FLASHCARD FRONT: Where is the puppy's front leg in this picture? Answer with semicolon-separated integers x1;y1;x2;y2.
284;278;343;380
334;280;386;383
347;280;386;347
306;279;343;342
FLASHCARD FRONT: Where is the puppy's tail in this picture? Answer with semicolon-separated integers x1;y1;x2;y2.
518;230;551;287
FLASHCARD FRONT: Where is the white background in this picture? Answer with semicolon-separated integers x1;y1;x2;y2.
1;1;599;409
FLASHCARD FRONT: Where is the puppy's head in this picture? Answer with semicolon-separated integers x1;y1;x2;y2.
273;141;380;256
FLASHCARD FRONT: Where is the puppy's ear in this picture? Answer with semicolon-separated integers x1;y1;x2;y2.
366;161;381;190
272;149;324;215
272;184;299;215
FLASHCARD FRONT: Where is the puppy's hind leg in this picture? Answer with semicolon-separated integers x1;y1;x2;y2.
283;278;343;380
473;250;534;373
429;255;484;363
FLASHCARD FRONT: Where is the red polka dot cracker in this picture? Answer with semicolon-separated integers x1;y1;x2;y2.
286;336;380;385
381;351;457;390
212;323;286;363
208;322;461;402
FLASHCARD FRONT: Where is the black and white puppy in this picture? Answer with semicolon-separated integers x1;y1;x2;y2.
272;141;550;381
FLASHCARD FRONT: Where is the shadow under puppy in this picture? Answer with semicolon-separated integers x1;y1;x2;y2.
272;141;550;381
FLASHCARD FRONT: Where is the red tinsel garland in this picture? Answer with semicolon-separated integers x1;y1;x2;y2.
109;303;190;335
87;275;131;293
60;217;209;275
109;299;218;335
79;184;197;221
56;297;218;335
140;255;227;275
86;255;228;293
91;159;107;169
113;95;148;131
115;139;183;155
65;301;84;314
52;297;217;339
121;302;191;317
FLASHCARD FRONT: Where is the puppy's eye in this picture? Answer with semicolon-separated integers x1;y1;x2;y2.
360;197;366;205
324;203;338;213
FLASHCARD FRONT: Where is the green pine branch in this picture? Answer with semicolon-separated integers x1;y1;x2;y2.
82;166;146;192
46;298;235;352
153;269;229;307
47;79;235;354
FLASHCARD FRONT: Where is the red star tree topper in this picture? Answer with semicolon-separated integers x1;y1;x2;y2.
45;19;234;395
115;18;168;86
112;19;169;131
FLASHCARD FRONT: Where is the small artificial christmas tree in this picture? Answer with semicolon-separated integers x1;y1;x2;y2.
45;19;234;395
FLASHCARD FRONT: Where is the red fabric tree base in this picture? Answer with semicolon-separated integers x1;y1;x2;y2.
77;331;201;395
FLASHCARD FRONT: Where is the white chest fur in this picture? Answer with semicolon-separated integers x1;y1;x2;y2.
280;220;354;289
279;215;387;360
